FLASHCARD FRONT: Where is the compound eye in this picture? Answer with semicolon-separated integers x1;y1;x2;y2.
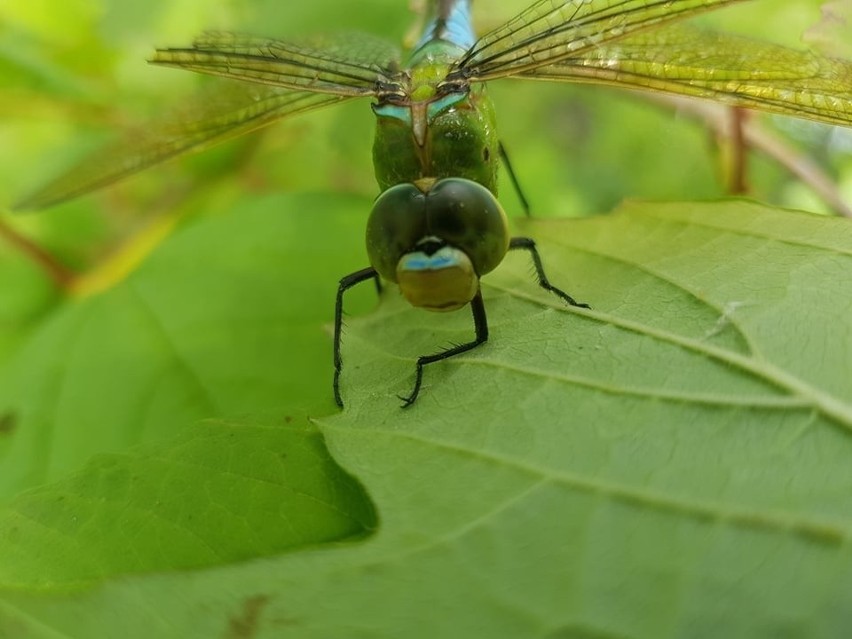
425;178;509;276
365;178;511;312
366;183;427;282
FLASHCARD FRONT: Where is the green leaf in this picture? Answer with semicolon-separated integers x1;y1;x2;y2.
1;199;851;638
0;191;371;502
0;418;376;587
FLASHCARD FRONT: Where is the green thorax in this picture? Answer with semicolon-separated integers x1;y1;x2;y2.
372;39;500;195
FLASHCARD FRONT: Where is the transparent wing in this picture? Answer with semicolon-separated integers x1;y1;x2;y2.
453;0;747;80
519;25;852;128
150;30;402;95
14;83;351;210
16;31;401;210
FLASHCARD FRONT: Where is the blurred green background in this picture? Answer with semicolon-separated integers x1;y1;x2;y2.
0;0;850;358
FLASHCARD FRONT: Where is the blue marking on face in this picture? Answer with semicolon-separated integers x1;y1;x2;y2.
374;93;464;125
401;252;459;272
427;92;466;119
373;103;411;124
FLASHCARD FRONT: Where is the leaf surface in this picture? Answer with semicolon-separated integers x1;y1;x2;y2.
2;199;851;638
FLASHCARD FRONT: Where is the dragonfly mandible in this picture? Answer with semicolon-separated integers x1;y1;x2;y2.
15;0;852;407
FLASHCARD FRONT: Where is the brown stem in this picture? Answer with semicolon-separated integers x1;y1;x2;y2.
638;92;852;218
0;216;75;290
728;107;748;195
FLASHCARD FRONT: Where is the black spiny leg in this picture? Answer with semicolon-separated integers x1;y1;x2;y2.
509;237;590;309
399;288;489;408
334;266;380;408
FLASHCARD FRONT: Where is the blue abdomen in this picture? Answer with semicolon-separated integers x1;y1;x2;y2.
415;0;475;52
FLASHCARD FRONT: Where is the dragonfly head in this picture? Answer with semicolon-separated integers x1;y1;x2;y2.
366;178;509;312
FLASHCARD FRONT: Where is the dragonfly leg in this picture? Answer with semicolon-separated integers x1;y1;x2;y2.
334;266;379;408
498;141;531;217
399;288;489;408
509;237;589;309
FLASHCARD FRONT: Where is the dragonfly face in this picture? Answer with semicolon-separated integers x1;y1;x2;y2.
366;177;509;311
368;8;502;312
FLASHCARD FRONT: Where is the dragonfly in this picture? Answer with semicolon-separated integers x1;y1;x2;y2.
14;0;852;407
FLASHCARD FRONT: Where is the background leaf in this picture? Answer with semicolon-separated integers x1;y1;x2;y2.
0;192;371;502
